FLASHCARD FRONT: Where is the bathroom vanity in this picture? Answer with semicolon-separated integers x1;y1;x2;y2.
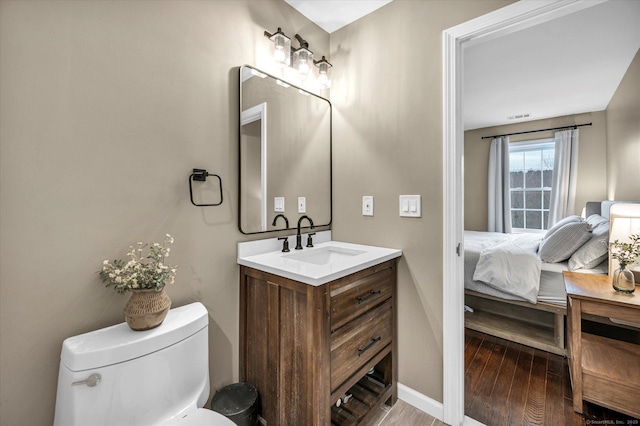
238;234;401;425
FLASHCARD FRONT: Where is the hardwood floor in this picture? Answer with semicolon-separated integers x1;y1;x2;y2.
465;329;640;425
365;328;639;426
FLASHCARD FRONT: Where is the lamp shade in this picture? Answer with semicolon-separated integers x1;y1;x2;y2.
608;203;640;277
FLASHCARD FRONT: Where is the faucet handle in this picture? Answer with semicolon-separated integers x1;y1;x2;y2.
278;237;290;252
306;232;316;248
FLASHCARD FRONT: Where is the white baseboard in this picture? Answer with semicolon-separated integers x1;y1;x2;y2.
464;416;486;426
397;383;485;426
397;383;444;421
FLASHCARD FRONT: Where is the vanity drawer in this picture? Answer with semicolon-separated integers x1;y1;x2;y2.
330;265;393;331
330;299;393;391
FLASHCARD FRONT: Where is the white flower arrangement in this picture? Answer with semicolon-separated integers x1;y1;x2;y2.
100;234;177;294
610;233;640;269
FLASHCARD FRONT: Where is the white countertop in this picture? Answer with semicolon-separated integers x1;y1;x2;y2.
237;231;402;286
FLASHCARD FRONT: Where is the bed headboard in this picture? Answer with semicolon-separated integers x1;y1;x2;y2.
585;200;639;219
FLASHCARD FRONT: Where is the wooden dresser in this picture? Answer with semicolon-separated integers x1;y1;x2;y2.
239;259;398;426
563;271;640;418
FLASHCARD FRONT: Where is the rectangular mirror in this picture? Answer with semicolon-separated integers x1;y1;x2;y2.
239;65;332;234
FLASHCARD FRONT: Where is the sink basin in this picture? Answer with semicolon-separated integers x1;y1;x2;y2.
237;232;402;286
284;246;366;265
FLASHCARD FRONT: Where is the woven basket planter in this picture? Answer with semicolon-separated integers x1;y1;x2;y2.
124;289;171;331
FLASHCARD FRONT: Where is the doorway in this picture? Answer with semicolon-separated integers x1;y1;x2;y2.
441;1;609;424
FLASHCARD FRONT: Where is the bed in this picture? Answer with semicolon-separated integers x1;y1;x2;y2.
464;201;633;355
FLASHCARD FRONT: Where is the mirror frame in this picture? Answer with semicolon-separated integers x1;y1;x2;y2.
238;65;332;235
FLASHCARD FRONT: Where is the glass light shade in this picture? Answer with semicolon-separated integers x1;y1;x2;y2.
269;31;290;67
315;56;332;89
294;47;313;80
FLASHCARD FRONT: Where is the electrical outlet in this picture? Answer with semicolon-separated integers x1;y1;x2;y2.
362;196;374;216
298;197;306;213
274;197;285;212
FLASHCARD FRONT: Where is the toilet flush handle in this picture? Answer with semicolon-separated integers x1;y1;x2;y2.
72;373;101;387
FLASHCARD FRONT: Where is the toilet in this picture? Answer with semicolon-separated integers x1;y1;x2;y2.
53;302;235;426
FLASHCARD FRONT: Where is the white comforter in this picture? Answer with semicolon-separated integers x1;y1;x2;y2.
466;231;543;303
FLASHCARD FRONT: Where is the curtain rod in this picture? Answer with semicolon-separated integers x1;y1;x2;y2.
481;122;592;140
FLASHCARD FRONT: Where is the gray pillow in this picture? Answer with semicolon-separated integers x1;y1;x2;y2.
569;221;609;270
539;221;593;263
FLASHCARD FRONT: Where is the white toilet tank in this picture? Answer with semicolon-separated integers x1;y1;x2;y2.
54;302;212;426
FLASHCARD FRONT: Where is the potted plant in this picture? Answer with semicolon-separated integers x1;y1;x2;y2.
100;234;177;330
610;233;640;293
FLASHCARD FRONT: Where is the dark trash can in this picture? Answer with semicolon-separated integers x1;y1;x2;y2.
210;382;260;426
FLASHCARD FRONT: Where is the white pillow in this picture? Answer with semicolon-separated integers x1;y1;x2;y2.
586;214;608;232
569;221;609;270
539;220;592;263
544;215;582;239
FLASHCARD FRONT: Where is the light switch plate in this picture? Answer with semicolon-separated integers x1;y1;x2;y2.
399;195;421;217
274;197;285;212
362;196;374;216
298;197;306;213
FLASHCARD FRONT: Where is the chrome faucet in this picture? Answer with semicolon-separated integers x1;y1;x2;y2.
295;215;314;250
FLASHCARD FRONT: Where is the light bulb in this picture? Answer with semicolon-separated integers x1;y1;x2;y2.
298;60;310;78
274;47;286;64
318;72;330;89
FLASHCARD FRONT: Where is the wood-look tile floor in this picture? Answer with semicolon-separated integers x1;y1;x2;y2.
375;399;445;426
465;329;639;425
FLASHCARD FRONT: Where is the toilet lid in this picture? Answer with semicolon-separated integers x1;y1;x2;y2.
164;408;236;426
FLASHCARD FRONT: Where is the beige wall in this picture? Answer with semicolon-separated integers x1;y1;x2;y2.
330;0;513;402
0;1;328;425
0;1;525;423
464;111;608;231
606;49;640;201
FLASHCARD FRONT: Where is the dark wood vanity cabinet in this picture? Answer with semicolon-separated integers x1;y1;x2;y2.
239;259;398;426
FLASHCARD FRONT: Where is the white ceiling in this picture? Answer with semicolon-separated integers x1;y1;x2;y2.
464;0;640;130
284;0;392;33
286;0;640;131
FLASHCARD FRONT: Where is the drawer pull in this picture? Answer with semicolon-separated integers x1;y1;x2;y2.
357;290;381;304
358;336;381;356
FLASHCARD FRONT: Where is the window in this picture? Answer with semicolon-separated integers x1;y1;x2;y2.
509;139;554;231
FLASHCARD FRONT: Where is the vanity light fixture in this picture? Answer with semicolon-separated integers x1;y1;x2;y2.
264;27;291;67
264;27;332;89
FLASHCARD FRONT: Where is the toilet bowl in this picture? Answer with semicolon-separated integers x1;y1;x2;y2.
53;302;235;426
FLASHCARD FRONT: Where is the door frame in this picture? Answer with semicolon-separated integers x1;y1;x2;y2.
441;1;606;424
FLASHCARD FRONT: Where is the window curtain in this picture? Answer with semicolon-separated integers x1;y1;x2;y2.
549;128;579;226
488;136;512;233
